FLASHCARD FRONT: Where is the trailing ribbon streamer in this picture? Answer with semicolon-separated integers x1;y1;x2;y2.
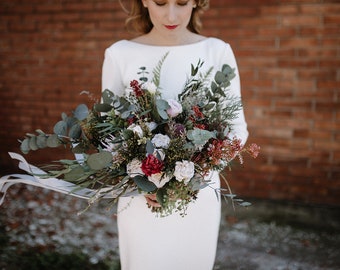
0;152;131;206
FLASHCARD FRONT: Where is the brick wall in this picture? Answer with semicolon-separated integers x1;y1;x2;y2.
0;0;339;206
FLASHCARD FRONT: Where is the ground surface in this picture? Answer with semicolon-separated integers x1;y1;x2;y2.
1;184;339;270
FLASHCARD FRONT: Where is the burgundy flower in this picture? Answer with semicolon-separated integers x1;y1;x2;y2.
141;154;164;176
127;116;137;125
192;105;204;119
130;80;143;97
194;123;207;130
173;123;186;135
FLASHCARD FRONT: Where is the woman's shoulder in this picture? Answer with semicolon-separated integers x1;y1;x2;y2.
205;37;232;49
106;40;133;52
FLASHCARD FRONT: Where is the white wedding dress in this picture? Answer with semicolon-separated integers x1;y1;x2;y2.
102;38;248;270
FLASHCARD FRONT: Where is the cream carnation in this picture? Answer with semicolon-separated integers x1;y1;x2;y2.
151;133;170;149
148;173;171;188
174;160;195;184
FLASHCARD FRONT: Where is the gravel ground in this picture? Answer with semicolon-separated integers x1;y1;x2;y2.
1;184;339;270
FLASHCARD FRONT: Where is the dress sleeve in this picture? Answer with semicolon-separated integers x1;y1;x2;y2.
221;43;249;145
101;47;125;96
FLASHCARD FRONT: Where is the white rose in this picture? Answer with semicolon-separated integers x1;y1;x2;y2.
174;160;195;184
143;82;157;95
126;159;144;177
127;124;143;138
166;99;182;118
151;133;170;149
148;173;171;188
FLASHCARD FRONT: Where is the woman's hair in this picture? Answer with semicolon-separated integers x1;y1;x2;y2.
119;0;209;34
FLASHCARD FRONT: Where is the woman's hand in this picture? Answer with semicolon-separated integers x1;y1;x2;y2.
145;194;161;208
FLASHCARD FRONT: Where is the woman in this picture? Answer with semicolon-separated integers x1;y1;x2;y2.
102;0;248;269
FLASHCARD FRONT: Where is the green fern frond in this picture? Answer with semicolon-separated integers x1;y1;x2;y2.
152;52;169;87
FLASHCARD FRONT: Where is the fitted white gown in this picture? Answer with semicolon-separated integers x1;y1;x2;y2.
102;38;248;270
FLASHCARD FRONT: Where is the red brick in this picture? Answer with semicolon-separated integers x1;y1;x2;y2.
324;14;340;25
301;3;340;14
282;15;321;27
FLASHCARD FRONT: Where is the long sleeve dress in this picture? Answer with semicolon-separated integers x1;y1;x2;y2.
101;37;249;270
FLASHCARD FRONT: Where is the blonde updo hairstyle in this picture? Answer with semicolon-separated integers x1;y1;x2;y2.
120;0;209;34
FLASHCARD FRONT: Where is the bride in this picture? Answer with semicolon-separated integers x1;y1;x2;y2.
0;1;249;269
102;0;249;269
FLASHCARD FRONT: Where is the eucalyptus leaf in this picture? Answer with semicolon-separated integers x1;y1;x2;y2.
35;129;45;135
53;121;67;136
121;110;132;119
63;165;86;182
102;89;115;104
94;103;113;112
146;140;154;154
46;134;61;148
61;112;67;121
187;129;215;145
74;104;88;121
87;151;112;170
215;71;227;84
211;81;217;92
133;175;157;192
222;64;236;80
156;99;170;120
36;135;47;149
65;116;78;128
68;123;82;139
20;138;30;154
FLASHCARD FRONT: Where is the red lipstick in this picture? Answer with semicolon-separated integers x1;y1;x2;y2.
165;25;178;30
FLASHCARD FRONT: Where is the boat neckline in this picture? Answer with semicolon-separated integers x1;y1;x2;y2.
121;37;213;48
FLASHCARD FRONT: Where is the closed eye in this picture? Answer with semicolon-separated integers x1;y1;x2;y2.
177;1;190;6
153;1;166;6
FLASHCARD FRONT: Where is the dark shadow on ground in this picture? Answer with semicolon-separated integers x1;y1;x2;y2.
1;185;339;270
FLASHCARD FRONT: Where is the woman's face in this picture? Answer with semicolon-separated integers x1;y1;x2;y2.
142;0;196;37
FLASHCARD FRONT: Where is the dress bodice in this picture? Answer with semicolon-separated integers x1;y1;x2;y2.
102;37;248;143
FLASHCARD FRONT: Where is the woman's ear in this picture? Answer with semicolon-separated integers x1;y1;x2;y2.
142;0;148;8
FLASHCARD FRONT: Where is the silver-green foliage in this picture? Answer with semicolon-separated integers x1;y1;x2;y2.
20;104;89;154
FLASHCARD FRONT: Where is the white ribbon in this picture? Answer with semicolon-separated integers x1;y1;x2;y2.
0;152;136;205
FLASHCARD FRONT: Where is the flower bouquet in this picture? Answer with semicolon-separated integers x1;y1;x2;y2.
11;54;259;216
